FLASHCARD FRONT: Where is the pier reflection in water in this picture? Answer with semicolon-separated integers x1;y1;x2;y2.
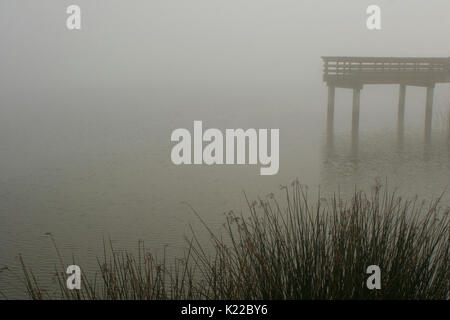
321;126;450;203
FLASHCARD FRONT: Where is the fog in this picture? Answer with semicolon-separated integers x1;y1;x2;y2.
1;0;450;93
0;1;449;298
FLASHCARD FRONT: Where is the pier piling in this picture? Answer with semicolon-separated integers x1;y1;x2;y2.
425;85;434;144
397;84;406;145
352;87;361;148
327;86;335;146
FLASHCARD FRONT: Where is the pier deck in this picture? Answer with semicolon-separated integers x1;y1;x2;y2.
322;57;450;148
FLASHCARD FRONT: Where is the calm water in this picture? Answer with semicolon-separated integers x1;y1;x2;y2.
0;84;449;298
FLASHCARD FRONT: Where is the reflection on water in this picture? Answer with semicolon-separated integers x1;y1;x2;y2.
0;87;449;298
321;127;450;202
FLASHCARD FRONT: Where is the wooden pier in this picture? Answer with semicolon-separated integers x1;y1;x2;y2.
322;57;450;147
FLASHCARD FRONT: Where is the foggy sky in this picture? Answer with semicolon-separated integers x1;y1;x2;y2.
1;0;449;94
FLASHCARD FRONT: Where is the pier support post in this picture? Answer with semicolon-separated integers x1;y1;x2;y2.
397;84;406;146
352;86;361;154
327;86;335;148
424;85;434;144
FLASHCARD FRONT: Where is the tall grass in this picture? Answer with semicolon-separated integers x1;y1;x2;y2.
12;181;450;299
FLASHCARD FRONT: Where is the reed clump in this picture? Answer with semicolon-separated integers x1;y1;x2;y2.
14;181;450;299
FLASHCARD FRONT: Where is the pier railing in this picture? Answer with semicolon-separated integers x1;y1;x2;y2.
322;57;450;85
